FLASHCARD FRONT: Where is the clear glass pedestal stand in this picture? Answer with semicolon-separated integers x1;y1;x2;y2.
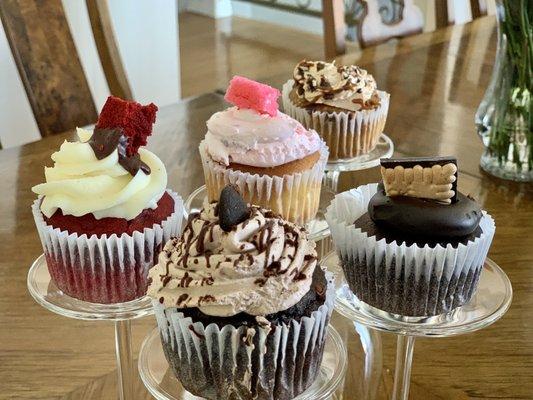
27;254;154;400
323;133;394;193
322;252;513;400
138;325;347;400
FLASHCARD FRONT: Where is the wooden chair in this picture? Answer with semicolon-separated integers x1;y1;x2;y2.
322;0;346;60
435;0;487;28
322;0;488;58
0;0;132;138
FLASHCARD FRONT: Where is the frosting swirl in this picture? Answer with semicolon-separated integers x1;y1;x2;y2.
292;60;380;112
32;128;167;220
147;202;318;316
204;107;322;167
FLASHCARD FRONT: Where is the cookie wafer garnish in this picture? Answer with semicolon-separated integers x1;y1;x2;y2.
380;156;458;204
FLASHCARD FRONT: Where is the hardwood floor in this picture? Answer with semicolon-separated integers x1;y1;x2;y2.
178;12;357;98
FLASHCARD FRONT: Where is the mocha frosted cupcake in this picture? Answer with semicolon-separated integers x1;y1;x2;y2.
147;186;334;399
200;76;328;225
326;156;495;316
31;96;183;304
282;60;389;161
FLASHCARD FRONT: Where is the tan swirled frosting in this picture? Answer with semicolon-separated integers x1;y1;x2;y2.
147;201;318;316
292;60;381;112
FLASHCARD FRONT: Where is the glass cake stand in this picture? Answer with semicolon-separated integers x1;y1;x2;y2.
138;325;347;400
322;252;513;400
323;133;394;193
27;254;154;400
185;185;335;245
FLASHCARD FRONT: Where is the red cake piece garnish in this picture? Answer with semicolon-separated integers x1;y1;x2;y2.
225;76;280;116
95;96;158;156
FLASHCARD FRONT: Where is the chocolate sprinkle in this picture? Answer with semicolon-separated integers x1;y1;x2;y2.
177;293;189;306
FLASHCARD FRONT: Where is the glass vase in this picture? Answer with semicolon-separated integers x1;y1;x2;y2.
475;0;532;182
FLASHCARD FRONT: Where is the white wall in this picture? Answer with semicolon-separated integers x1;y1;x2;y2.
0;0;181;149
211;0;495;34
0;28;41;148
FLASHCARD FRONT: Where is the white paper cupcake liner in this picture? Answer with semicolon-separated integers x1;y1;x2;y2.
282;79;389;161
153;271;335;400
325;184;496;316
32;190;184;304
199;141;328;225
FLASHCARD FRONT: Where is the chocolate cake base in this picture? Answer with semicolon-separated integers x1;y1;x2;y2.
159;267;332;400
341;255;483;316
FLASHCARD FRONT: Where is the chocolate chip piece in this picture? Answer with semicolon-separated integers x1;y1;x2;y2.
218;185;251;232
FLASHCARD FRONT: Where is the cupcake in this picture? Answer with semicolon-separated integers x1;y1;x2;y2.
282;60;390;161
326;156;495;316
147;185;335;399
200;75;328;225
31;96;183;304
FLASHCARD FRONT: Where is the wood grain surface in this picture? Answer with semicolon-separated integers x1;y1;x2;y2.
1;16;532;400
0;0;97;138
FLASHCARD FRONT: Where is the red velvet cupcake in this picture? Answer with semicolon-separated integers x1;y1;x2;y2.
31;96;183;304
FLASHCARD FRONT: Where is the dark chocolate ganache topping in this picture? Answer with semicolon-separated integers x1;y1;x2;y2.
368;183;482;238
88;128;151;176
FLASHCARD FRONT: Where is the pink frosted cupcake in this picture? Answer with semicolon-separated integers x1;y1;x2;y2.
200;76;329;225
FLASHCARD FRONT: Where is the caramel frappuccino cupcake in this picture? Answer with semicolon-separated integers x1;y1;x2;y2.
282;60;390;161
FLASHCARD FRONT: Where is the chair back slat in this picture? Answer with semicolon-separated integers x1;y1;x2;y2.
0;0;97;137
86;0;133;100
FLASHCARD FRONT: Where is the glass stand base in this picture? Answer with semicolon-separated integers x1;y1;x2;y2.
323;133;394;192
322;252;513;400
27;255;154;400
138;326;347;400
185;185;335;243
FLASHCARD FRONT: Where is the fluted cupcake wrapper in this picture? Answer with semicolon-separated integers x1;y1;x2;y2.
325;184;496;316
153;272;335;400
32;190;184;304
199;141;328;225
282;80;389;161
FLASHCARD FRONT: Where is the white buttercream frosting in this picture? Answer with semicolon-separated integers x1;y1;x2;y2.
147;201;318;316
32;128;167;220
204;107;321;167
292;60;380;112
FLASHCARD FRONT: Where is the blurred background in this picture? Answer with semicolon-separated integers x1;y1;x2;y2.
0;0;496;148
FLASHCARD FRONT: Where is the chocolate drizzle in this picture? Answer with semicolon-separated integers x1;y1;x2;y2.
88;128;150;176
151;190;318;315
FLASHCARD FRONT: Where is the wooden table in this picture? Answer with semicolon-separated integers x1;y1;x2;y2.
1;16;532;399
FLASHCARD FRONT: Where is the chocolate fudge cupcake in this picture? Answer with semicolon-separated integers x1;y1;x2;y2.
31;96;183;303
147;186;334;399
282;60;390;161
326;157;495;316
